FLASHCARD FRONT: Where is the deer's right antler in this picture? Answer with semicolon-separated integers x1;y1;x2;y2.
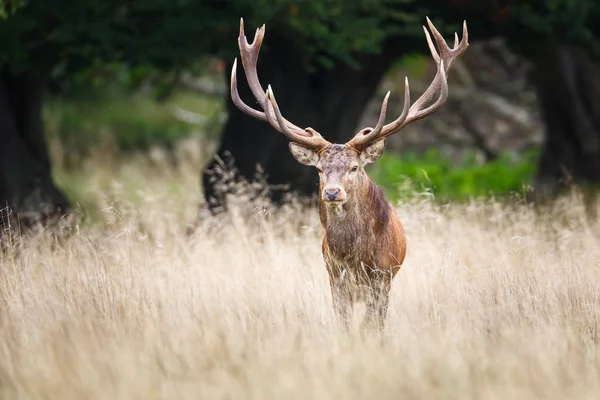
230;18;331;150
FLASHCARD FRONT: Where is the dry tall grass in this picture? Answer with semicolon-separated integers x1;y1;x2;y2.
2;143;600;399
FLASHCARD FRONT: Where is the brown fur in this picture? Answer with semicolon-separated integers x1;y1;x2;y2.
314;144;407;332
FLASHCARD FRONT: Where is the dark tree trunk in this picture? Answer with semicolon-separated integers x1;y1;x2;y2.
201;32;400;213
530;43;600;216
0;69;71;234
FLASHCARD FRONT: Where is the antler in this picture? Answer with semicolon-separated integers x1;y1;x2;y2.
230;18;331;149
347;17;469;150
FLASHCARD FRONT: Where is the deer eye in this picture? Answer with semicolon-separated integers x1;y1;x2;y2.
351;166;358;172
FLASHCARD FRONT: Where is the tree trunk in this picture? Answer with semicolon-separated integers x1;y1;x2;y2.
0;70;72;234
530;43;600;216
202;32;399;213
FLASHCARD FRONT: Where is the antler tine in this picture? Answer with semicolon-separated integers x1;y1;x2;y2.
231;55;293;131
230;58;267;121
237;18;268;109
424;17;468;72
347;91;392;147
347;18;469;150
230;18;330;149
266;85;330;148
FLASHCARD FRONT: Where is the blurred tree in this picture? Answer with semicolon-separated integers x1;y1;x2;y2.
435;0;600;211
0;0;445;225
0;0;221;229
513;1;600;213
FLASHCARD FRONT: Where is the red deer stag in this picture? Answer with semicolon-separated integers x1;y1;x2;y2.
230;17;469;331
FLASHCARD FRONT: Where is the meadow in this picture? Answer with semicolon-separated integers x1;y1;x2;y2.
1;137;600;399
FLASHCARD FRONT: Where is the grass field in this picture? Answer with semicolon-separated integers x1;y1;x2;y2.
1;142;600;399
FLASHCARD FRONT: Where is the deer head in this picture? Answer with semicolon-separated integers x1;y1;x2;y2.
230;17;469;208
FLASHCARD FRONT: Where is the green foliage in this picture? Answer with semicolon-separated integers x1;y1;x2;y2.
1;0;598;84
277;0;425;69
510;0;599;45
367;149;538;203
0;0;25;20
44;88;223;159
0;0;429;77
0;0;216;74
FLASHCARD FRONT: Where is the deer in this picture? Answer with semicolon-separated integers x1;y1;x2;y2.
230;17;469;332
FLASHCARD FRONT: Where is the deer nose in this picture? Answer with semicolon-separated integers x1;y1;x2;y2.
325;188;341;201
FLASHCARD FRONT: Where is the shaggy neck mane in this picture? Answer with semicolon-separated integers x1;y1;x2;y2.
320;174;390;262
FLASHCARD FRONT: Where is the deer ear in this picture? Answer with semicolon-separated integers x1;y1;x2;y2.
360;138;386;165
289;143;319;166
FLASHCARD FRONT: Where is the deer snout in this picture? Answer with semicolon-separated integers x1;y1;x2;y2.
325;188;340;201
322;185;347;203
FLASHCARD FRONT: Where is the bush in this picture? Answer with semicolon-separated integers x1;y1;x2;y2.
366;148;538;202
44;89;224;161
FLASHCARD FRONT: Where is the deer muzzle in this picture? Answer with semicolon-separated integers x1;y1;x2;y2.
322;185;347;203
